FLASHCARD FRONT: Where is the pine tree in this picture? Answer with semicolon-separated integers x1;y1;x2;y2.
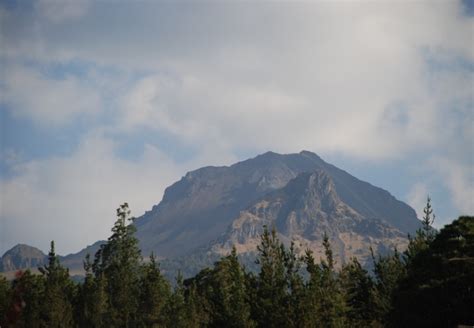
208;247;255;327
284;242;305;328
76;254;108;327
255;226;290;328
0;275;11;326
185;280;209;327
421;196;435;241
5;270;45;328
39;241;75;327
340;257;377;327
138;253;171;327
371;247;406;325
93;203;142;327
164;272;188;328
302;233;346;328
318;233;346;328
390;216;474;327
405;196;437;263
301;248;322;327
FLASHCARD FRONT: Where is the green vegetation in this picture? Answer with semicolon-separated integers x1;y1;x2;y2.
1;201;473;327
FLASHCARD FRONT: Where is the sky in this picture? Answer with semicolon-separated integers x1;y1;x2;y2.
0;0;473;255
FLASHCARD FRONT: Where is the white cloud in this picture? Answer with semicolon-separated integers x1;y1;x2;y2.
36;0;90;23
2;2;472;158
0;132;184;254
432;157;474;217
86;1;467;161
0;1;472;252
407;182;429;220
1;65;101;126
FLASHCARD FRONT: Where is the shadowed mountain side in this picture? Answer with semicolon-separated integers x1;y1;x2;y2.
134;151;419;259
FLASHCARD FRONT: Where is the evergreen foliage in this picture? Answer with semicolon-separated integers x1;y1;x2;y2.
2;270;44;327
391;215;474;327
39;241;75;327
254;226;290;327
92;203;142;327
0;275;11;326
163;272;189;328
139;253;171;327
1;203;472;328
76;254;108;327
340;257;377;327
302;233;346;328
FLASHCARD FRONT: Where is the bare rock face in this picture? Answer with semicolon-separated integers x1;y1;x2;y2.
134;151;418;261
134;151;317;258
0;244;46;272
211;170;408;266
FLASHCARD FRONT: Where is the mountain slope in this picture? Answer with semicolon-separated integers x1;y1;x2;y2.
211;170;407;265
134;151;419;259
1;151;421;275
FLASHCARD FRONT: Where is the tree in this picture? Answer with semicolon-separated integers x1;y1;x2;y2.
76;254;108;327
371;247;406;326
138;253;171;327
391;216;474;327
0;275;11;326
284;242;305;328
309;233;346;328
254;226;290;327
340;257;378;327
301;248;322;327
4;270;45;328
421;196;435;241
38;241;75;327
405;196;437;263
163;272;189;328
92;203;142;327
194;247;255;327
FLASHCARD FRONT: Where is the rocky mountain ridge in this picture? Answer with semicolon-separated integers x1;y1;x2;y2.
1;151;420;275
211;169;408;265
135;151;418;259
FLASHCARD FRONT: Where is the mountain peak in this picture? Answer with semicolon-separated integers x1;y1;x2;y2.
135;150;419;259
1;244;46;272
278;170;339;207
299;149;321;158
212;167;407;263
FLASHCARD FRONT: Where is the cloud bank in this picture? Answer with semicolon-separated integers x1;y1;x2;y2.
0;1;472;254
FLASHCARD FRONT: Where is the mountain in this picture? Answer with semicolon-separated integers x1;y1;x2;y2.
210;169;408;264
60;240;105;269
0;244;47;272
134;151;419;260
1;151;421;276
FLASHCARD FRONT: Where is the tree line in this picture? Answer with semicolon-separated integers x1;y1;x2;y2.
1;200;473;327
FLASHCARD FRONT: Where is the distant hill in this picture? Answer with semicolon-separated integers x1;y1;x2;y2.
0;244;47;272
60;241;105;270
1;151;421;277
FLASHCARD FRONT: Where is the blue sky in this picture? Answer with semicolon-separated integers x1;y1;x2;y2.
0;0;473;255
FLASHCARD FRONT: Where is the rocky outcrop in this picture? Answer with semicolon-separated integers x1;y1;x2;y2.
211;170;408;265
